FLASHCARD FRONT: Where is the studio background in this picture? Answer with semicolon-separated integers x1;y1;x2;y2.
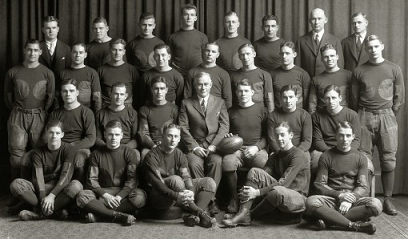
0;0;407;194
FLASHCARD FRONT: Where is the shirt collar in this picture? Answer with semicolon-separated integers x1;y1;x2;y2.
313;30;324;41
355;32;366;41
198;95;210;104
46;39;57;45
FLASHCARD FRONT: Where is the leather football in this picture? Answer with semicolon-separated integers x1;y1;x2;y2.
217;135;243;155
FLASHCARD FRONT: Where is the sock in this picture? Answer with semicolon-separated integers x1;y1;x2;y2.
195;191;214;211
381;170;395;197
250;198;276;219
116;199;136;213
224;171;238;202
19;191;39;207
344;205;375;222
84;199;114;219
53;192;72;212
312;206;350;227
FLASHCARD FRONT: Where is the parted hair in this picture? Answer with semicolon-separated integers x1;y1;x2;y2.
163;123;181;134
109;38;126;48
24;39;41;49
262;15;279;26
280;84;298;96
154;43;171;54
139;12;155;22
280;41;296;51
45;119;64;132
323;84;341;97
320;43;336;54
61;78;78;88
275;121;293;134
105;120;123;131
150;76;168;89
43;16;59;27
336;121;354;134
111;82;127;93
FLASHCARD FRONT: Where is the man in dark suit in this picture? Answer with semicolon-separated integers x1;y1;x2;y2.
179;72;229;214
295;8;344;78
342;12;369;72
39;16;71;76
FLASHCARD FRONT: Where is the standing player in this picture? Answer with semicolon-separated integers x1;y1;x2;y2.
295;8;344;78
76;120;146;226
306;122;382;235
98;38;139;109
59;42;102;113
230;43;274;113
215;12;251;72
342;12;369;72
185;42;232;108
4;39;55;180
254;15;285;71
308;44;351;114
223;122;310;227
126;12;164;73
270;41;310;110
222;79;268;213
10;120;82;221
138;76;178;160
39;16;71;76
144;124;217;228
350;35;405;215
86;17;113;70
49;79;96;183
168;4;208;75
268;85;312;155
141;44;184;106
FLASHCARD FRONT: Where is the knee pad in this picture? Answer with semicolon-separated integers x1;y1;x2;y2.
305;195;324;214
76;190;96;208
366;198;383;216
200;177;216;193
10;179;34;197
64;180;83;198
380;160;396;172
222;154;239;172
129;188;147;208
167;175;185;191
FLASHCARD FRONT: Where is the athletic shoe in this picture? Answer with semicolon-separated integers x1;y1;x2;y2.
351;221;376;235
198;211;216;228
383;198;398;216
19;210;42;221
183;214;200;227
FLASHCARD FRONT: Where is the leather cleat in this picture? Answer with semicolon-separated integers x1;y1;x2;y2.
85;212;98;223
183;214;200;227
383;198;398;216
350;221;376;235
208;201;220;216
199;211;216;228
19;210;43;221
223;213;235;219
112;211;136;226
222;209;251;228
316;219;326;230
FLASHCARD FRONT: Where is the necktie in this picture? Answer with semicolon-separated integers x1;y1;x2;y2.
314;34;320;52
201;99;206;114
49;42;55;56
356;35;362;52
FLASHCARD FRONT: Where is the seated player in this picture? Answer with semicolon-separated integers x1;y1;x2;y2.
185;42;232;108
76;120;146;226
306;122;382;235
308;44;351;114
144;124;217;228
222;79;268;213
179;72;229;215
311;85;361;175
222;122;310;227
49;79;96;183
95;82;139;157
141;43;184;106
268;85;312;155
10;119;82;221
138;76;178;160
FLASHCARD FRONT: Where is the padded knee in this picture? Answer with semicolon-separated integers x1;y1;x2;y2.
76;190;96;208
166;175;185;191
380;160;396;172
129;188;147;208
199;177;216;193
366;198;383;216
305;195;324;214
10;178;34;197
222;154;240;172
63;180;83;198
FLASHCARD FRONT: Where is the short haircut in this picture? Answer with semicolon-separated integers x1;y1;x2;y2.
105;120;122;131
111;82;127;93
238;43;255;53
365;35;383;45
280;41;296;52
262;15;279;26
203;42;220;51
163;123;181;135
236;79;254;90
225;11;239;21
139;12;155;22
193;72;212;85
24;39;41;49
150;76;168;89
93;17;108;26
43;16;59;27
336;121;354;134
280;84;298;96
61;78;78;88
323;85;341;97
154;43;171;54
351;12;367;21
275;121;293;134
45;119;64;132
72;42;86;50
109;38;126;48
320;43;336;54
181;4;197;15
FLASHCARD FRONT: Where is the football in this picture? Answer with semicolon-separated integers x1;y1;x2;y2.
217;135;243;156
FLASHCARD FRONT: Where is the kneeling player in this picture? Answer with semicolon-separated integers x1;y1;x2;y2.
222;122;310;227
76;120;146;226
144;124;217;228
306;122;382;234
10;120;82;221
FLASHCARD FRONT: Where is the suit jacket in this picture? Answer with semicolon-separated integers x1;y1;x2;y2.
39;39;72;75
179;94;229;152
341;34;369;72
295;31;344;78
